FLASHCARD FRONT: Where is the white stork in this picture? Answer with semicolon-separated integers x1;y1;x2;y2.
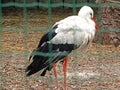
26;5;98;89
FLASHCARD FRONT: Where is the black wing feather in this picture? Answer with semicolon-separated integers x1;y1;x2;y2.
37;24;58;48
26;24;78;76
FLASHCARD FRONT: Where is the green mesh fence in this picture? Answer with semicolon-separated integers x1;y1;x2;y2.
0;0;120;89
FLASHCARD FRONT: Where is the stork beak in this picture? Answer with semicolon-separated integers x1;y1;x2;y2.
91;18;99;30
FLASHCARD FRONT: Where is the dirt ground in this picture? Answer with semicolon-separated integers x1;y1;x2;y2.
0;8;120;90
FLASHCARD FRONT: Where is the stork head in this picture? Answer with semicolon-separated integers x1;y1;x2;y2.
78;6;94;19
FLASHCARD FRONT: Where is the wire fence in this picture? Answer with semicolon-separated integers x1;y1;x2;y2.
0;0;120;90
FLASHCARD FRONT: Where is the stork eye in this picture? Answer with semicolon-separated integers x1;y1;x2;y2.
90;13;92;16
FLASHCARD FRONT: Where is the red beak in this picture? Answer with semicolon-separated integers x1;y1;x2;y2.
91;18;99;30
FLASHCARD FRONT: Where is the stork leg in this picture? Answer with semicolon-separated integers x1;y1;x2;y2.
63;57;68;90
52;64;59;89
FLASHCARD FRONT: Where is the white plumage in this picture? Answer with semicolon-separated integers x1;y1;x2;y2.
51;6;96;47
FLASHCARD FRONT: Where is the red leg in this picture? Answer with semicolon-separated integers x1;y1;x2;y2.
52;64;59;89
63;57;69;90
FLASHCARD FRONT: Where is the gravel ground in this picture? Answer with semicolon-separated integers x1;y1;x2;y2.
0;8;120;90
1;44;120;90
